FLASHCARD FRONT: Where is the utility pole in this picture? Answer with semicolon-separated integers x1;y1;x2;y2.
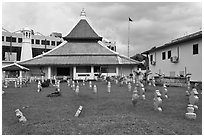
128;20;130;57
2;28;21;61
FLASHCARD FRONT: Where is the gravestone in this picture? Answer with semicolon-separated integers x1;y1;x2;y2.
153;90;162;112
75;106;83;117
132;87;140;106
185;104;196;120
189;88;199;110
107;81;111;93
93;85;97;94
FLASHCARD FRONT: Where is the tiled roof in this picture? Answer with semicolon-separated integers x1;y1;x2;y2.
20;55;139;66
46;42;115;56
19;55;119;65
19;40;140;66
118;55;139;64
63;19;102;41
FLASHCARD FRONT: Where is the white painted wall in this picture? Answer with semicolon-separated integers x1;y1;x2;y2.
149;38;202;82
119;65;137;77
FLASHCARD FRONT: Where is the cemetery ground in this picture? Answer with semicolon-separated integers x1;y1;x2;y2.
2;81;202;135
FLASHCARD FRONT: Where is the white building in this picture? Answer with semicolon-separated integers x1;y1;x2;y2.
2;28;63;67
142;31;202;82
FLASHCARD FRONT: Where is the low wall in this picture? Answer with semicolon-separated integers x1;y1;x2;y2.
154;76;187;87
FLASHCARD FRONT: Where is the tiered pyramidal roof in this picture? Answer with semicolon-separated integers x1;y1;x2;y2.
20;9;139;66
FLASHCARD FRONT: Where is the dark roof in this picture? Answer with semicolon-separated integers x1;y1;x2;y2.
19;55;119;65
142;31;202;54
46;42;115;56
63;19;102;41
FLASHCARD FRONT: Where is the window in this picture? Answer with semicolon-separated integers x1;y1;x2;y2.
193;44;198;55
35;39;40;44
31;39;34;44
12;37;16;42
101;66;116;73
4;52;17;61
94;66;101;73
18;38;22;43
51;41;55;46
6;37;16;42
57;41;62;46
168;50;171;59
2;36;4;41
46;40;50;45
41;40;45;45
150;54;153;62
6;37;11;42
162;52;166;60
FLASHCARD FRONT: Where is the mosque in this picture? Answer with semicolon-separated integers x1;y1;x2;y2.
4;9;139;80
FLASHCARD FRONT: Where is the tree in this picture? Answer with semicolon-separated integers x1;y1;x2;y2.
131;54;146;62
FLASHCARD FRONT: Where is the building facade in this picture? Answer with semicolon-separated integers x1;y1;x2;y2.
2;28;63;67
142;31;202;82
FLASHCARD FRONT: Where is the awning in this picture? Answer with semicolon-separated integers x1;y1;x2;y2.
2;63;30;71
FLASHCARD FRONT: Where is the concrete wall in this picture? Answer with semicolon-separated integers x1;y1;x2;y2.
154;76;187;87
149;38;202;82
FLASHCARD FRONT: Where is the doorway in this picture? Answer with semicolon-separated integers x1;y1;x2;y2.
57;67;70;76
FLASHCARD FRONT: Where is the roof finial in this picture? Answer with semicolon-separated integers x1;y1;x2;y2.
80;8;86;20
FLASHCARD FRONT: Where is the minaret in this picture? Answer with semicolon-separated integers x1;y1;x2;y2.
20;27;33;61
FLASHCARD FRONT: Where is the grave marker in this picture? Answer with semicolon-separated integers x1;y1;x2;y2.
75;85;79;95
153;90;162;112
132;87;140;106
93;85;97;94
107;81;111;93
75;106;83;117
128;82;132;92
185;104;196;120
189;88;199;110
140;83;146;100
37;81;42;92
161;83;168;99
56;80;60;92
89;81;92;89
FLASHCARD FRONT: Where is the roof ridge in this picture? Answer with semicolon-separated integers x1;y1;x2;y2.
98;41;119;55
119;54;140;63
18;41;67;64
45;53;117;56
2;62;30;70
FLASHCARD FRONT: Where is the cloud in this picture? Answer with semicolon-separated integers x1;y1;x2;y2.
2;2;202;57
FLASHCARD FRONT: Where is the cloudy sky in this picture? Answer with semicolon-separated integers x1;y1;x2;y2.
2;2;202;57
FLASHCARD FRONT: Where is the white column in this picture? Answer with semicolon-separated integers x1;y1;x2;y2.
48;66;51;79
91;66;94;80
116;66;119;75
19;70;23;78
19;70;23;86
73;66;76;80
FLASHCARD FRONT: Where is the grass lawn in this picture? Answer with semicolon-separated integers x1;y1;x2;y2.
2;80;202;135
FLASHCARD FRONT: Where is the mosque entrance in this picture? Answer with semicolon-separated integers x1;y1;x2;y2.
57;67;70;76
